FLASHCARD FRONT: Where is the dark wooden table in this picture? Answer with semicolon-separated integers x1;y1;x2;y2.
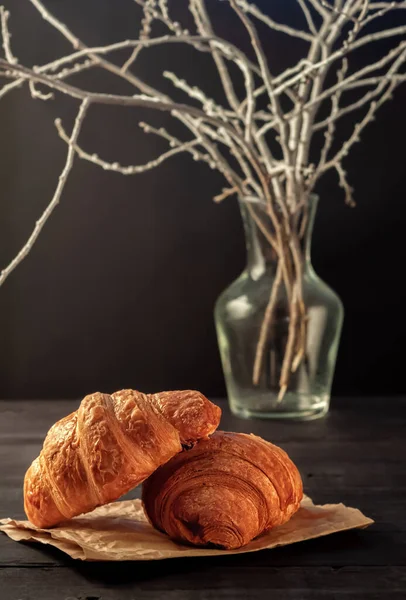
0;398;405;599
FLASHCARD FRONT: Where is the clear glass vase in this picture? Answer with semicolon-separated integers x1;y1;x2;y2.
215;195;343;420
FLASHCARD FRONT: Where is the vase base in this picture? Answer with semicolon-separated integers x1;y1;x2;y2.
228;391;330;421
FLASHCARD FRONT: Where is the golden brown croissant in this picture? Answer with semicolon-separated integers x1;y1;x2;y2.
142;431;303;549
24;389;221;528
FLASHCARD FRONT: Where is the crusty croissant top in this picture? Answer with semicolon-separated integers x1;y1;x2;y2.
24;389;221;528
142;431;303;550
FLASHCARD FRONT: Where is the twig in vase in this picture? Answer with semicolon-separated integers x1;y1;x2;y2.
253;262;283;386
0;0;405;401
278;284;300;403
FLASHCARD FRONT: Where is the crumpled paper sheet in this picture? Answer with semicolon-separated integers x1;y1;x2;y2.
0;496;373;561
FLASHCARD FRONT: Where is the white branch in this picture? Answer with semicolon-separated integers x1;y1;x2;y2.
307;0;330;18
163;70;236;121
121;47;141;74
56;117;202;174
0;58;241;137
227;0;288;209
140;121;217;170
322;72;401;173
0;6;16;64
321;0;360;23
308;41;406;116
53;58;95;80
317;58;348;174
0;99;89;288
257;40;406;139
293;4;335;187
190;0;260;147
336;162;355;206
29;79;54;101
0;57;95;101
213;182;247;203
233;0;314;42
272;25;406;98
0;0;404;271
297;0;318;36
0;78;21;99
229;0;289;161
313;71;406;131
178;114;247;189
29;0;170;99
190;0;241;113
134;0;154;40
362;2;401;27
135;0;188;37
369;2;406;8
41;36;221;74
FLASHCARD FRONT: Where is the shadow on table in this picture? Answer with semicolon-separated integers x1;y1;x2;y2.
19;527;401;587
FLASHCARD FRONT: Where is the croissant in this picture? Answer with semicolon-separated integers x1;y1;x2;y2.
142;431;303;550
24;389;221;528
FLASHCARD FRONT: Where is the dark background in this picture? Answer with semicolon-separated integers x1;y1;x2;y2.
0;0;405;400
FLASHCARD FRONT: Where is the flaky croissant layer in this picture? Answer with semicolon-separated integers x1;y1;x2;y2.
24;389;221;528
142;431;303;550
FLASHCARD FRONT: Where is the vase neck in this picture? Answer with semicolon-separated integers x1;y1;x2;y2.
239;196;319;279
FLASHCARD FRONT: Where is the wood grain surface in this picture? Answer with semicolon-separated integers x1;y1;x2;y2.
0;397;405;599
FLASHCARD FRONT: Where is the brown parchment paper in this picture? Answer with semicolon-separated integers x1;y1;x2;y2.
0;496;373;561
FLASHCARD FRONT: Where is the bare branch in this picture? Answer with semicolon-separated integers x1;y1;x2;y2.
0;0;405;398
233;0;314;42
369;2;406;8
253;262;283;385
361;2;402;27
0;98;90;288
163;70;236;121
293;3;336;190
313;69;406;132
317;58;349;173
256;40;406;140
320;0;359;23
53;58;95;80
121;47;141;74
134;0;155;40
336;162;355;206
177;114;248;192
322;71;401;174
28;79;54;101
0;6;16;64
190;0;265;152
29;0;170;99
297;0;318;36
272;25;406;98
39;36;226;74
139;120;215;170
278;284;299;401
190;0;241;113
307;0;330;18
0;58;244;138
228;0;291;212
0;78;21;99
214;183;247;203
229;0;290;161
136;0;188;37
0;57;95;100
56;117;202;175
300;0;377;184
310;41;406;118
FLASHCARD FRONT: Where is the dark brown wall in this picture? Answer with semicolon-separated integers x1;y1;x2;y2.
1;1;405;398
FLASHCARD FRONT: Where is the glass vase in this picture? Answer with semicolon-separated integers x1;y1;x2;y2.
215;195;343;420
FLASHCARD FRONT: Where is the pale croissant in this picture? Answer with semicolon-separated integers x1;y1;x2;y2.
24;389;221;528
142;431;303;549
